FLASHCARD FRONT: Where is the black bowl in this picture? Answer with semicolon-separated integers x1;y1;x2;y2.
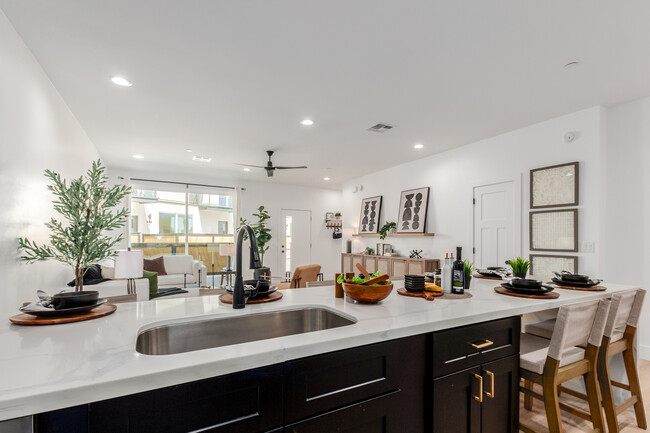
52;291;99;310
558;272;590;283
244;279;270;293
510;278;543;289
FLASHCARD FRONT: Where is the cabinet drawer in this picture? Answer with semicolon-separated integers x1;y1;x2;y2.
432;316;520;378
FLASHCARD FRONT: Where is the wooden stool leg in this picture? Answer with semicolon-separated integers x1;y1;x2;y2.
584;370;605;433
623;344;647;429
598;350;620;433
543;374;563;433
524;379;534;410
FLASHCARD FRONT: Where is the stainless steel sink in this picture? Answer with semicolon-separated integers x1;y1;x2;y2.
136;307;357;355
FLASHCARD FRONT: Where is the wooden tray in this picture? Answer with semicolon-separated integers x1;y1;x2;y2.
473;273;506;281
219;291;283;304
494;286;559;299
10;303;117;325
546;282;607;292
397;288;441;301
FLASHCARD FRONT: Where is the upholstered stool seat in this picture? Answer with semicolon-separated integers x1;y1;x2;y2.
520;333;585;375
526;318;625;343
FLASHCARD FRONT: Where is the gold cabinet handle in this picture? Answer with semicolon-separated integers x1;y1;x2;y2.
472;373;483;402
485;370;495;398
469;339;494;349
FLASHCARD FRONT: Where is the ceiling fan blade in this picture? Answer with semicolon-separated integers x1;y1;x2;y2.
274;166;308;170
235;163;266;168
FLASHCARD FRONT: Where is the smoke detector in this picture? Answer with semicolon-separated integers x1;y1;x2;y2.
367;123;395;133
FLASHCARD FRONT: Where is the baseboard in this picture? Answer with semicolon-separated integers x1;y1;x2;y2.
639;344;650;361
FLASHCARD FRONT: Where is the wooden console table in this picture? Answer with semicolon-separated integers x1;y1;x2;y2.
341;253;440;278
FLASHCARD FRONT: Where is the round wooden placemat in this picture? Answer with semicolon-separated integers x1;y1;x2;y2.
219;291;283;304
473;274;505;281
494;286;559;299
9;303;117;326
440;291;473;300
546;283;607;292
397;288;442;301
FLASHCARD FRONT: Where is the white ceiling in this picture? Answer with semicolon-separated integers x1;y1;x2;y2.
2;1;650;188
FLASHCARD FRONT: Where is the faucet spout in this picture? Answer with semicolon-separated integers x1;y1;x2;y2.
233;224;262;309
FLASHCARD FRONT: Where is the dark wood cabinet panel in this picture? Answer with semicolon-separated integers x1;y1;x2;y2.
87;364;283;433
432;366;482;433
480;355;519;433
285;391;404;433
432;316;520;378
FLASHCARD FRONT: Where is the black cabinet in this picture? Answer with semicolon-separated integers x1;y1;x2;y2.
431;317;520;433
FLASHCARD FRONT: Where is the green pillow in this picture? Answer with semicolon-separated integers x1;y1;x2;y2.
142;270;158;297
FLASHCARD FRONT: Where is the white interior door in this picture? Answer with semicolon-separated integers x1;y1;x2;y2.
473;181;519;269
279;209;312;275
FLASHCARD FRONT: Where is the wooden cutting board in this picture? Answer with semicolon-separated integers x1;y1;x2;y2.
9;303;117;326
494;286;559;299
219;291;283;304
546;282;607;292
397;288;442;301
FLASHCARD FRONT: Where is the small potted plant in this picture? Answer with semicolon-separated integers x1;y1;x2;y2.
506;257;530;278
334;212;342;220
464;260;474;290
378;221;397;240
239;205;272;280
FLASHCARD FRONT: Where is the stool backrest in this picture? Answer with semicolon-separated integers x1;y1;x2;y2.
604;289;646;337
548;299;610;361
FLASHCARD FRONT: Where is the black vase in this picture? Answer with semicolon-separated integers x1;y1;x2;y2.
464;275;472;291
254;267;271;281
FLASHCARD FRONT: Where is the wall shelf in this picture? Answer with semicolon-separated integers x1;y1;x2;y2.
352;233;435;237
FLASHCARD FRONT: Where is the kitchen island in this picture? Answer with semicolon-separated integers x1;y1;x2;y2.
0;278;639;431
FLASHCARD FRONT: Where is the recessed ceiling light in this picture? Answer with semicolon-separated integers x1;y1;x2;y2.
111;76;133;87
324;177;331;181
132;154;144;159
413;143;424;149
192;155;212;163
243;168;251;172
564;61;579;69
185;149;193;153
300;119;315;126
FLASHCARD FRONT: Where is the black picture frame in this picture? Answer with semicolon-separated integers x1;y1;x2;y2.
396;187;430;233
358;196;382;234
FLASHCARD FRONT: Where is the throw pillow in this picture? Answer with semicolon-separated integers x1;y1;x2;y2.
67;264;108;287
100;265;115;280
143;257;167;275
142;270;159;297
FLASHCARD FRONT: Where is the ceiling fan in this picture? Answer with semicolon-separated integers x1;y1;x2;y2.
236;150;307;177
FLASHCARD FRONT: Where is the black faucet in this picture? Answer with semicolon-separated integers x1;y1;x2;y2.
233;224;262;309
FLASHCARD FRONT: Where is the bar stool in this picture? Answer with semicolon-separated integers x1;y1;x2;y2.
519;298;610;433
525;289;647;433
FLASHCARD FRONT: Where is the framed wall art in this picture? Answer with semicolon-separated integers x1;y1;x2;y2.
358;196;382;234
397;187;429;233
530;209;578;252
530;161;579;209
529;254;578;279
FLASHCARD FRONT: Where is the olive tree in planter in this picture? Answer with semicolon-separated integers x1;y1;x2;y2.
238;205;272;279
18;160;131;292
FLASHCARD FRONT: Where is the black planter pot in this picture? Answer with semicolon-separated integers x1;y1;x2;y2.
464;275;472;291
254;267;271;281
513;272;527;279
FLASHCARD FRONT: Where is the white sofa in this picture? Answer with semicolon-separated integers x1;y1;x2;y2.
156;255;207;289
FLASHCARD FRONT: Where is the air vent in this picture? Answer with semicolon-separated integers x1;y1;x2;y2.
367;123;395;133
192;155;212;163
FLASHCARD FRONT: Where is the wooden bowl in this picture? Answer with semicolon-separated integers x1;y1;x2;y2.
342;282;393;304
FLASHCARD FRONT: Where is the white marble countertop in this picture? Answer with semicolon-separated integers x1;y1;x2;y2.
0;278;638;421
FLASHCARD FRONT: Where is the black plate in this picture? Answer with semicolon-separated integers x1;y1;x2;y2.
477;270;507;278
510;278;543;289
552;278;601;288
556;272;590;283
487;267;508;271
20;299;107;317
501;283;554;295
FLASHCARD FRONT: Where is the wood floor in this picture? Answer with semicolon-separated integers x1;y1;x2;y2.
519;359;650;432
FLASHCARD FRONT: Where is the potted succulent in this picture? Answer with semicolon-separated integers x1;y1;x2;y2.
239;205;272;280
378;221;397;240
18;160;131;293
506;257;530;278
464;260;474;290
334;212;342;220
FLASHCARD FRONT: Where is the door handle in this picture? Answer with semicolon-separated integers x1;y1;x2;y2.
485;370;495;399
469;339;493;349
472;373;483;402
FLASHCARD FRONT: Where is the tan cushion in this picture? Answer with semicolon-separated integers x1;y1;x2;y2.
520;333;585;374
286;264;321;288
525;319;555;340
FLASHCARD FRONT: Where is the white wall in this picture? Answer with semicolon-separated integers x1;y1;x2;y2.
602;97;650;358
342;106;603;276
0;9;100;315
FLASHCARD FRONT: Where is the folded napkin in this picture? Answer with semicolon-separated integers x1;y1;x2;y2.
20;289;66;312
